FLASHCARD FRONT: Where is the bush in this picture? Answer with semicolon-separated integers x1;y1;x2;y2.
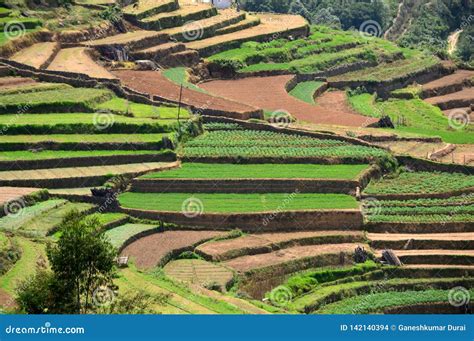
177;251;202;260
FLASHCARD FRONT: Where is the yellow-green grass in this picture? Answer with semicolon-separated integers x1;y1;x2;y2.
161;67;207;93
119;193;359;213
0;83;72;96
95;97;191;119
105;223;159;248
0;237;46;294
0;150;170;161
289;81;325;104
0;133;169;143
142;163;369;180
348;93;474;144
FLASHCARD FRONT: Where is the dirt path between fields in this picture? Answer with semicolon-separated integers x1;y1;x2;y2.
199;75;378;127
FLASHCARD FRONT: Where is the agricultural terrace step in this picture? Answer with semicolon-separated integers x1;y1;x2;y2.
0;66;11;77
85;30;170;51
47;47;116;80
131;178;360;194
161;50;200;68
0;77;36;89
361;187;474;201
131;42;186;60
112;70;263;119
10;42;59;70
138;4;218;31
120;230;227;269
375;249;474;265
368;232;474;250
224;243;364;273
199;76;379;127
0;161;179;189
0;187;41;207
185;14;309;57
159;9;246;42
421;69;474;98
404;264;474;269
123;0;179;21
365;221;474;233
120;207;364;232
0;152;177;171
215;15;261;35
163;259;234;288
425;87;474;110
197;231;365;261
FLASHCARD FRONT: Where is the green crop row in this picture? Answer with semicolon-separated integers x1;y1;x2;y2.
364;171;474;195
365;204;474;216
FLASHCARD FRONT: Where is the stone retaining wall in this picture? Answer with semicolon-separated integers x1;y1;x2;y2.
119;207;364;231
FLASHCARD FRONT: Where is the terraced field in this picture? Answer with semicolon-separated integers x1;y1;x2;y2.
0;0;472;317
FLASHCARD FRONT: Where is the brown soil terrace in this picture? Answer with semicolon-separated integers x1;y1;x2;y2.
120;230;226;269
10;42;57;69
0;77;36;89
199;76;378;127
224;243;362;272
422;69;474;94
112;69;260;115
198;230;364;260
0;187;40;206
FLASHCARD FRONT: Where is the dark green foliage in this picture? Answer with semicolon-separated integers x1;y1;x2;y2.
177;251;203;260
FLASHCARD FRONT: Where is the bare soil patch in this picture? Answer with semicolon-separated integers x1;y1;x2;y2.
10;42;58;69
112;70;259;116
200;76;378;127
0;288;16;310
120;230;226;269
422;69;474;95
224;243;361;272
48;47;116;79
0;77;36;89
0;187;39;206
198;230;364;261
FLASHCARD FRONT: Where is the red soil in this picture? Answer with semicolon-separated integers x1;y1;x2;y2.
0;187;40;206
120;230;226;269
422;70;474;93
0;77;36;89
425;87;474;107
224;243;361;272
111;70;260;117
198;230;364;261
0;288;16;310
199;75;378;127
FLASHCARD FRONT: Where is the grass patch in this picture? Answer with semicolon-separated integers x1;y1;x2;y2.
348;93;474;144
0;150;170;161
95;97;191;119
105;223;159;248
119;193;359;213
0;133;169;144
289;81;325;104
142;163;369;180
364;171;474;195
162;67;206;93
317;289;474;314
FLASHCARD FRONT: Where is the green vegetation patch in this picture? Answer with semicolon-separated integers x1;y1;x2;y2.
348;93;474;144
119;193;359;213
105;223;159;248
364;171;474;195
162;67;206;93
289;81;325;104
95;97;191;119
142;163;369;180
0;150;170;161
0;133;169;144
0;83;72;96
317;289;474;314
183;130;388;161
